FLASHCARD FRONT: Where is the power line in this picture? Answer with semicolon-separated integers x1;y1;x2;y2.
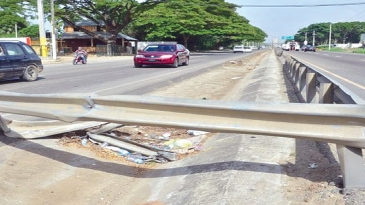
237;2;365;8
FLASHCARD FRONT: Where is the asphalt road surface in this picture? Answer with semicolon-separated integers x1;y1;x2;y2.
0;51;255;95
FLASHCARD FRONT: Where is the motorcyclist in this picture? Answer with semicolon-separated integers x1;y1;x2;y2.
74;47;88;63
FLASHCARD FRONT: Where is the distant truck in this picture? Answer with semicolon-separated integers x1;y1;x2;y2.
282;41;300;51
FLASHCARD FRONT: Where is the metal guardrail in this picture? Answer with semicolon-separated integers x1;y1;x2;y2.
282;54;365;189
0;91;364;188
284;55;365;105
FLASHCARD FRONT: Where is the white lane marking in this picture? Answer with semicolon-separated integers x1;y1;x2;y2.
323;54;328;56
360;59;365;62
335;56;341;57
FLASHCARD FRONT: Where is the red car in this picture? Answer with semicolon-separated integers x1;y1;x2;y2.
134;44;190;68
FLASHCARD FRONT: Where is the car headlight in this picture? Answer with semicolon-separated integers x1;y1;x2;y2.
160;55;173;59
135;54;144;58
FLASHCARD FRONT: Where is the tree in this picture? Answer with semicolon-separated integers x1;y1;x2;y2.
19;25;40;38
132;0;266;49
55;0;165;47
295;21;365;46
0;0;37;36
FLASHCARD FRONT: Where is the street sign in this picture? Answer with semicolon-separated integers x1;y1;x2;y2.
281;36;294;40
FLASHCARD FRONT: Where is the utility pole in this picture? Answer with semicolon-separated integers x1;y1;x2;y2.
328;24;332;50
37;0;47;57
51;0;57;60
15;24;18;38
313;30;316;46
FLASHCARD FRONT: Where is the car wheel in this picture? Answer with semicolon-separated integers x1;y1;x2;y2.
182;57;189;66
134;63;142;68
22;65;39;81
171;58;178;68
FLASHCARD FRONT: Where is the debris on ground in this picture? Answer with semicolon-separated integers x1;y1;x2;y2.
58;123;212;165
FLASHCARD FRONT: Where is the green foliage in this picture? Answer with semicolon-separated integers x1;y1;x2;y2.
19;25;40;38
55;0;163;44
0;0;37;36
132;0;267;49
295;21;365;46
352;48;365;54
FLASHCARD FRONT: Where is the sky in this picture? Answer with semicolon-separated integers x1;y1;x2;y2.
226;0;365;43
40;0;365;43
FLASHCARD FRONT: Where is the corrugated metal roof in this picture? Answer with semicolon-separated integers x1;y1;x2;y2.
60;32;137;41
64;19;102;26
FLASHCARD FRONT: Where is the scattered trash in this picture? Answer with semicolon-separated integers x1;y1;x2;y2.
127;154;144;164
174;139;193;148
230;77;243;80
162;132;171;140
158;151;178;161
66;124;210;165
118;149;130;157
187;130;209;136
308;163;318;169
81;138;88;146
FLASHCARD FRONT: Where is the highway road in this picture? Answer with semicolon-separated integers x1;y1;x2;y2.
284;50;365;100
0;51;254;96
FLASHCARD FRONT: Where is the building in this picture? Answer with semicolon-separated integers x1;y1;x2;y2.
59;20;137;55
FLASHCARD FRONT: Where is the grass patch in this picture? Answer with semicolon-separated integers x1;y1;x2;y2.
351;48;365;54
316;45;365;54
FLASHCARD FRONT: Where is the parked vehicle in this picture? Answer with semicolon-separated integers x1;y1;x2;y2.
233;45;244;53
73;53;87;65
233;45;252;53
134;43;189;68
304;45;316;52
243;46;253;53
0;40;43;81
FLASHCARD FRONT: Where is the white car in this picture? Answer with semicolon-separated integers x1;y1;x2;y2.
233;45;244;53
242;46;252;53
233;46;252;53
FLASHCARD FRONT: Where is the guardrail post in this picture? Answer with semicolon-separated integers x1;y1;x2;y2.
294;64;301;89
289;59;296;78
291;62;300;80
298;66;307;98
319;83;334;104
306;72;318;103
337;145;365;188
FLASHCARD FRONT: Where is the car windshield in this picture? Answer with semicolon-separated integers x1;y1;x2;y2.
144;45;175;52
244;47;251;49
234;46;243;49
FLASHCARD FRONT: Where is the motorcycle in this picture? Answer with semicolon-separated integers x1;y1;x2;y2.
73;53;86;65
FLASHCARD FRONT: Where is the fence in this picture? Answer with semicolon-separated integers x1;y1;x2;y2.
282;54;365;188
95;45;134;56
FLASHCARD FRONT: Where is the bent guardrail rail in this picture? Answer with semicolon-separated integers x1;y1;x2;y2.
0;91;364;188
282;55;365;189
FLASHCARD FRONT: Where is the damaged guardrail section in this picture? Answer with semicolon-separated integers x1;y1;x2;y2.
0;91;365;188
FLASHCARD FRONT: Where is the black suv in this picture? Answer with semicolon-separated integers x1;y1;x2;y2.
0;41;44;81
